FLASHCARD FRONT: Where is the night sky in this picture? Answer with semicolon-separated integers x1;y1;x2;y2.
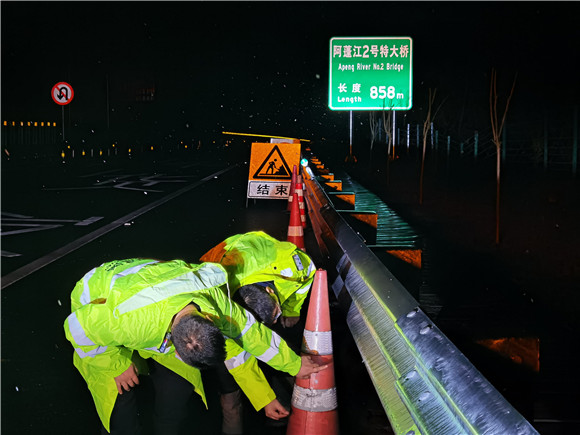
2;1;578;146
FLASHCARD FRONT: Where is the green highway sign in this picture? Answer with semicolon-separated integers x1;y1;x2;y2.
329;37;413;111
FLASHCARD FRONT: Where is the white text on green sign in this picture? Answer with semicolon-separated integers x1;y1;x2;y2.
328;37;413;111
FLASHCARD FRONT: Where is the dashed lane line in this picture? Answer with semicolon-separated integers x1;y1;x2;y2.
1;164;239;290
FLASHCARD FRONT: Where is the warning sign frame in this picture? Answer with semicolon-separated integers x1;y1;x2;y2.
248;142;300;199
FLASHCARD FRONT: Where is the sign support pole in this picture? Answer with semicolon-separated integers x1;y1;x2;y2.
61;106;65;142
349;110;353;156
392;111;397;158
345;110;357;163
52;81;74;144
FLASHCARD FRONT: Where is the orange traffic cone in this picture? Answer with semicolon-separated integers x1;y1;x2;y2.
287;191;305;249
287;165;298;211
286;269;338;435
295;175;307;228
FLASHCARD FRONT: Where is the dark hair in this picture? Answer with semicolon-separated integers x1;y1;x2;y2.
234;283;278;326
171;315;226;369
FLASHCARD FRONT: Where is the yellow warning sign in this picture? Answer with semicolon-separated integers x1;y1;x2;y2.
249;142;300;181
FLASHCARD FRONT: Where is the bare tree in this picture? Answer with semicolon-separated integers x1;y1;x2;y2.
419;88;445;204
490;68;517;244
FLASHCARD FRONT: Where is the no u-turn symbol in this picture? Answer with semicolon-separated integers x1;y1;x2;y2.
51;82;74;105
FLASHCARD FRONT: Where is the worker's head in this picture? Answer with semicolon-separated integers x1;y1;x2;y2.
171;314;226;369
234;282;281;327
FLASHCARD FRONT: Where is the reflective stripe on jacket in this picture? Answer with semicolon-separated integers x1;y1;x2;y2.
63;258;300;432
200;231;316;318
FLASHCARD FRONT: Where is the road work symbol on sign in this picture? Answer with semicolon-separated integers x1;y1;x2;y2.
252;145;292;179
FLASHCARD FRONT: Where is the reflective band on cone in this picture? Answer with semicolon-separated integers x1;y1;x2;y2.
296;175;307;228
291;385;338;412
287;191;305;249
288;226;303;237
302;330;333;355
287;270;338;435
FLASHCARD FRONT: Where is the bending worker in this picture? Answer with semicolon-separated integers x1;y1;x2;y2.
200;231;316;329
63;258;326;435
200;231;316;433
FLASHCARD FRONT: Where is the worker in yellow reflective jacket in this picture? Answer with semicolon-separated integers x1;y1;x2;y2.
63;258;326;435
200;231;316;328
200;231;316;433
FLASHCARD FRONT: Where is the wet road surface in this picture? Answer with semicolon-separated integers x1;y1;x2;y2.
3;147;576;434
1;150;390;435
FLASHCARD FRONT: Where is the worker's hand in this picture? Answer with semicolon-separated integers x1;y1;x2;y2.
280;316;300;328
114;363;139;395
264;398;290;420
296;355;329;379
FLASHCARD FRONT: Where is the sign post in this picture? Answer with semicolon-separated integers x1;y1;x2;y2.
51;82;74;143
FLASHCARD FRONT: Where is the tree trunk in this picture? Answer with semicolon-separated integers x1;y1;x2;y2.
495;148;501;244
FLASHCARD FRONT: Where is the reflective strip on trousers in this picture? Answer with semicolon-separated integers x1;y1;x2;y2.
302;330;333;355
291;385;338;412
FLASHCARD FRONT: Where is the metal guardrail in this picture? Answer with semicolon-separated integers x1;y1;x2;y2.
302;163;539;435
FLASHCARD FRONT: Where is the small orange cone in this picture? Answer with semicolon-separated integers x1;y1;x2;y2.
287;191;305;249
287;269;338;435
287;165;298;211
295;175;307;228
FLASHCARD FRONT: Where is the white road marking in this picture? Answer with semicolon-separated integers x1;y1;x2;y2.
1;165;238;290
1;224;63;236
75;217;104;226
1;212;33;219
1;250;22;258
